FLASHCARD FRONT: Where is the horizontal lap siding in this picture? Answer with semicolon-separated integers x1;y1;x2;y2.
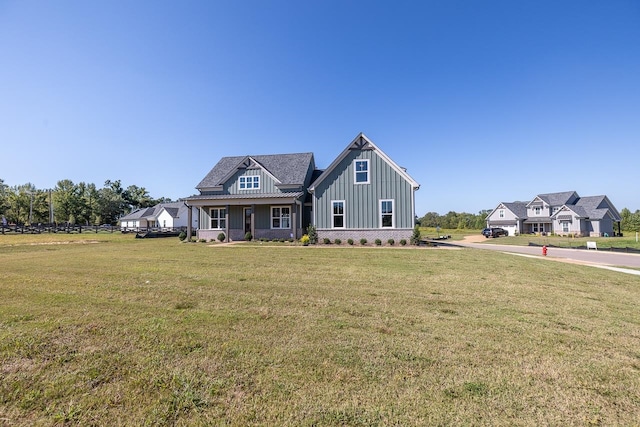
315;150;414;229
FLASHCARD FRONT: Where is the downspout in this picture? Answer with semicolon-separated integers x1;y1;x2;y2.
184;201;192;241
310;188;316;229
225;205;230;242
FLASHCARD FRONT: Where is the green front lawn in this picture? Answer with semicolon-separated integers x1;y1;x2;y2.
1;235;639;425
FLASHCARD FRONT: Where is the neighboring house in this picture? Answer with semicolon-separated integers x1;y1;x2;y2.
185;133;420;242
119;202;198;230
486;191;621;237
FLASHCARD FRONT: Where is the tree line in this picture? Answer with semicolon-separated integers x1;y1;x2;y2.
418;208;640;233
417;210;491;230
0;178;171;226
3;177;639;232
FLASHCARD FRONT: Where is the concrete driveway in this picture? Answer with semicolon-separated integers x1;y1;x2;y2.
446;238;640;276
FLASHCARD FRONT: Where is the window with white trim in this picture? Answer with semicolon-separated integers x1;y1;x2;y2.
354;159;369;184
380;199;394;228
499;209;504;218
271;206;290;229
332;201;345;228
210;208;226;229
239;175;260;190
534;207;541;215
562;221;569;233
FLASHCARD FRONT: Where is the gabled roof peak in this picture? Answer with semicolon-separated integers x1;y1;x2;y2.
309;133;419;191
196;152;314;190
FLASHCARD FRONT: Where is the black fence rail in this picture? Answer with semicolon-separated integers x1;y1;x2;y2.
1;224;120;234
1;224;191;236
1;224;191;237
528;242;640;254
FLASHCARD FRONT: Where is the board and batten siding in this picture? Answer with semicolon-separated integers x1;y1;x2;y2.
314;149;414;229
222;168;282;195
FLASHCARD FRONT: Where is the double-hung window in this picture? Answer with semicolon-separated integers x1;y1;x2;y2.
354;159;370;184
271;206;290;229
332;201;345;228
239;175;260;190
499;209;504;218
380;199;394;228
210;208;226;229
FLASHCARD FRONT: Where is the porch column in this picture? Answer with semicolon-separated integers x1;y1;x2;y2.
251;204;256;240
292;203;297;239
225;205;230;242
186;203;193;241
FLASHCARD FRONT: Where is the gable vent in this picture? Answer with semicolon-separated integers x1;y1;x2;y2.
350;135;374;151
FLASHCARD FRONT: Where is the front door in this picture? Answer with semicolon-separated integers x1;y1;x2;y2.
244;208;252;234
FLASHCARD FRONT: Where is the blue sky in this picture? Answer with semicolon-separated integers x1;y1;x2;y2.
1;1;639;215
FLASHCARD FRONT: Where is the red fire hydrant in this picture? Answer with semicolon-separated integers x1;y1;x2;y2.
542;245;548;256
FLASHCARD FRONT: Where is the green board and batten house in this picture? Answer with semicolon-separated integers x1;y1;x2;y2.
308;134;420;242
185;133;419;242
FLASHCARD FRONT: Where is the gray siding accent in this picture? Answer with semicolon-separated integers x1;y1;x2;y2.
314;149;414;230
486;206;519;223
223;168;281;195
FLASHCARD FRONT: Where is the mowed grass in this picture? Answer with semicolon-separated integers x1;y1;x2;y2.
1;235;640;426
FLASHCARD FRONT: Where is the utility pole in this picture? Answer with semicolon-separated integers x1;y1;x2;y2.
49;189;54;224
28;191;33;225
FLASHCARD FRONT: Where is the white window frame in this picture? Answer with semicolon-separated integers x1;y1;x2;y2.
271;206;291;229
380;199;395;228
210;207;226;229
534;207;541;215
499;209;504;218
353;159;370;184
562;221;569;233
332;200;345;229
239;175;260;190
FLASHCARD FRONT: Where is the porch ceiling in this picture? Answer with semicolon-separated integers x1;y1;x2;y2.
185;192;304;206
523;218;552;223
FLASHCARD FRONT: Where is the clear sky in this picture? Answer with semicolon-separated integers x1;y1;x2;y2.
1;0;639;215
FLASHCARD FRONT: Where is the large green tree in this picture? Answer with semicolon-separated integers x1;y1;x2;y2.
53;179;83;224
78;182;100;225
96;180;128;225
124;185;154;211
5;184;49;224
620;208;640;233
0;179;9;218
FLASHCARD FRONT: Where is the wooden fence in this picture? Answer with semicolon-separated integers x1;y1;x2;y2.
0;224;188;235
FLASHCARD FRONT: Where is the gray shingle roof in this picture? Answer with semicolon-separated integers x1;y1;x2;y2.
573;195;615;220
119;202;185;221
196;153;314;189
163;207;179;218
536;191;577;206
502;201;528;218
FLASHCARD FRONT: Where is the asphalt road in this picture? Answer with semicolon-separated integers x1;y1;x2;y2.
446;240;640;276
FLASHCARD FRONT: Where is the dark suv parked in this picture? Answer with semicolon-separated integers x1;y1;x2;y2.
482;227;508;238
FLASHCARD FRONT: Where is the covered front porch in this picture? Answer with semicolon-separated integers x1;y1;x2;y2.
523;218;552;235
185;193;307;242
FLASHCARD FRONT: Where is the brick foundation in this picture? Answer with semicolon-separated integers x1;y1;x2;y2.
316;228;412;244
